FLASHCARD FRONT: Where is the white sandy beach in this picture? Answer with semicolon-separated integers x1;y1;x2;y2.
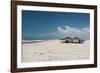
22;40;90;63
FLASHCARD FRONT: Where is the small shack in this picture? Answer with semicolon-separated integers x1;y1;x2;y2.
73;37;81;43
61;37;72;43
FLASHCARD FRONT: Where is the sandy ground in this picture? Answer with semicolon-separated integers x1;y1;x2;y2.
22;40;90;63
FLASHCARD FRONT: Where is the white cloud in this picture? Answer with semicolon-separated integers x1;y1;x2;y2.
56;25;90;40
23;25;90;40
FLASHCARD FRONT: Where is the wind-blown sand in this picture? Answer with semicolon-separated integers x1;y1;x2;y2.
22;40;90;63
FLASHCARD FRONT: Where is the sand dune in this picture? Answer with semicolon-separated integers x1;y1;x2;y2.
22;40;90;63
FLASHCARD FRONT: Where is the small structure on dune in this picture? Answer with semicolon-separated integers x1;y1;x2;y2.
61;37;84;43
61;37;72;43
72;37;84;43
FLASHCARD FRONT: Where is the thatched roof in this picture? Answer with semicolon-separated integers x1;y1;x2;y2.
61;37;84;41
73;37;80;39
65;37;72;39
60;37;71;40
73;37;84;41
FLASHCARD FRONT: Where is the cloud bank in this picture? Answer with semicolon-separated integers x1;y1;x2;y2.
23;25;90;40
56;25;90;40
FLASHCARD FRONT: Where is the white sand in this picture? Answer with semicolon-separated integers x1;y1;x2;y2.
22;40;90;63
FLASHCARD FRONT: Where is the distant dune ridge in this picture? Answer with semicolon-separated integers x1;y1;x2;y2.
21;40;90;62
22;40;43;43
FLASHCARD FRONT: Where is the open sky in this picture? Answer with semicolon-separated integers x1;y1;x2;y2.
22;10;90;40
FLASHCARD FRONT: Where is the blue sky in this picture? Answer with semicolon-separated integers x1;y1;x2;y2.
22;10;90;40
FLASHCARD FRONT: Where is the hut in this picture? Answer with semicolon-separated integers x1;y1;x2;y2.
61;37;72;43
72;37;84;43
